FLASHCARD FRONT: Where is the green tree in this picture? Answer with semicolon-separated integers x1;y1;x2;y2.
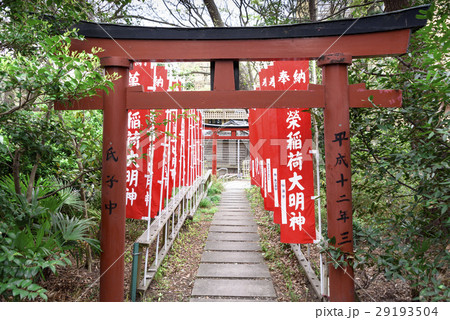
348;1;449;301
0;0;124;301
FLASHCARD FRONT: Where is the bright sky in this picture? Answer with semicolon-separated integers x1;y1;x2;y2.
128;0;252;27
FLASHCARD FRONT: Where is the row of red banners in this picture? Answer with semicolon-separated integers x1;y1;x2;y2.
126;62;202;220
125;60;316;244
250;61;317;244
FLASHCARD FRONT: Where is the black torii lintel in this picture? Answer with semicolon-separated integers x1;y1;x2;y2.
65;5;430;63
73;5;429;40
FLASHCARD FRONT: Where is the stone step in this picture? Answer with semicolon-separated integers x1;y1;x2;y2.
211;219;255;225
215;209;251;213
215;214;251;218
218;209;251;213
219;209;250;212
215;209;251;214
219;205;251;209
201;251;264;263
191;279;276;298
204;241;261;251
196;263;271;278
213;213;252;218
207;232;260;242
209;225;258;233
191;184;277;302
190;297;272;302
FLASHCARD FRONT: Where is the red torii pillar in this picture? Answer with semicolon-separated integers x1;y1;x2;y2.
319;53;355;301
212;132;217;175
99;57;129;301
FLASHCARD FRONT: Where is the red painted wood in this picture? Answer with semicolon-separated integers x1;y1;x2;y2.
212;132;217;175
70;29;410;61
126;89;325;109
99;61;129;302
204;127;248;131
204;127;249;140
204;136;249;140
213;60;236;91
319;54;355;302
349;84;402;108
55;85;401;111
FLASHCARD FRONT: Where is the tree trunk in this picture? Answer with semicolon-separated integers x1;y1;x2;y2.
76;153;93;272
203;0;224;27
245;61;255;91
26;154;41;202
13;149;22;195
383;0;410;12
309;0;317;22
80;187;93;272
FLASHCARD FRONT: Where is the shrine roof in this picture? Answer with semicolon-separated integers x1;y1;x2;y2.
73;5;429;40
204;120;249;129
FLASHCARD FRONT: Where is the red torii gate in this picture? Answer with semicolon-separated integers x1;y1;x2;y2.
56;5;429;302
203;122;249;175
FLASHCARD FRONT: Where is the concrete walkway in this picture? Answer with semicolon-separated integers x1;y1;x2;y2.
190;180;277;302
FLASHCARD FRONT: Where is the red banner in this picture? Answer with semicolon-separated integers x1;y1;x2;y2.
260;66;275;211
126;63;192;220
249;108;255;185
275;61;316;243
150;111;169;218
126;62;153;219
278;109;316;244
125;109;150;219
256;61;316;243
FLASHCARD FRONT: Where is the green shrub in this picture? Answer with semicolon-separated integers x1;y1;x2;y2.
209;195;221;204
0;180;99;301
199;198;212;209
207;180;224;196
0;220;71;301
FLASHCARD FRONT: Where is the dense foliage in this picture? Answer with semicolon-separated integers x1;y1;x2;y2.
347;2;449;301
0;0;117;301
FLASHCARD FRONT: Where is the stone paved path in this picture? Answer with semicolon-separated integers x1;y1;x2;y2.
190;181;277;302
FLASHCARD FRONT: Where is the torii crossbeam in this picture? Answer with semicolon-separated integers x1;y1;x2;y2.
56;5;429;302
